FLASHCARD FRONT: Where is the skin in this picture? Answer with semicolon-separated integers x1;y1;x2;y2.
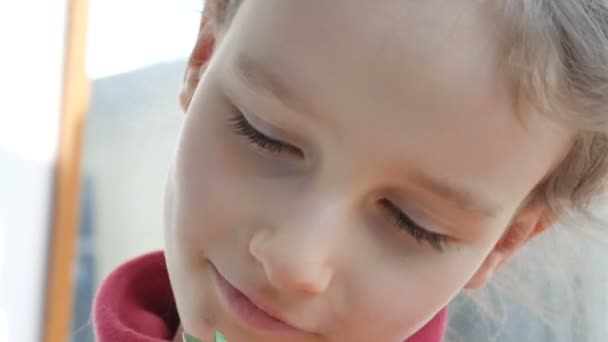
165;1;573;341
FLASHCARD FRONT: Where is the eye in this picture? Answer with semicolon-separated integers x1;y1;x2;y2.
228;113;303;157
379;199;448;252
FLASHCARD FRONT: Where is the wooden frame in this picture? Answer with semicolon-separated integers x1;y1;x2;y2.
43;0;90;340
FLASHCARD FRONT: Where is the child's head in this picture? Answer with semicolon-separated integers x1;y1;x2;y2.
164;0;608;341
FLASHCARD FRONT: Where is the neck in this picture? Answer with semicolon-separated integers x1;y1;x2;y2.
172;324;185;342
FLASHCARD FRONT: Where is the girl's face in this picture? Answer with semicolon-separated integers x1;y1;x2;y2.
164;1;572;341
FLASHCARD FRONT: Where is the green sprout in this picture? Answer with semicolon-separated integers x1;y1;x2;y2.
214;331;227;342
183;331;227;342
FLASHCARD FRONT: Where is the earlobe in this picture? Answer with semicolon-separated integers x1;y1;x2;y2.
464;206;555;289
464;250;505;289
179;16;217;112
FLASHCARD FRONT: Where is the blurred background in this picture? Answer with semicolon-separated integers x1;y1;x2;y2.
71;1;200;341
1;0;200;341
0;1;607;342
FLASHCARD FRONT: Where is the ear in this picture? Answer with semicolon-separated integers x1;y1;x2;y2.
464;201;556;289
179;0;228;112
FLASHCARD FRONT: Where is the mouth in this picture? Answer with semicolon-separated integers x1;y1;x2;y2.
211;263;306;335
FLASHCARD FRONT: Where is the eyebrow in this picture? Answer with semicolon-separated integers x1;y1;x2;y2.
233;53;312;115
409;169;501;219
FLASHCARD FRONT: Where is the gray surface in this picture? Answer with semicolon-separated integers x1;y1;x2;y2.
71;60;185;342
82;60;184;282
448;228;608;342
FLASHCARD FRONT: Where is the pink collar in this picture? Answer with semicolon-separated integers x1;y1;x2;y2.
93;251;447;342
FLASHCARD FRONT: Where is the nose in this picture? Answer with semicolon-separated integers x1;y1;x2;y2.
249;205;345;295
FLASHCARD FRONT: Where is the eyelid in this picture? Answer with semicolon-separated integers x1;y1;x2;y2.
381;199;431;233
391;199;456;238
388;192;460;237
231;111;305;159
239;110;312;159
380;199;448;251
395;203;442;235
224;84;312;154
241;111;296;146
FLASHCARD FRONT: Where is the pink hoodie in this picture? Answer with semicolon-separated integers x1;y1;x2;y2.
93;251;448;342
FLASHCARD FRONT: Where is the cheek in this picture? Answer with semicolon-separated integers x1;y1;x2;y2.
346;248;489;338
169;108;253;253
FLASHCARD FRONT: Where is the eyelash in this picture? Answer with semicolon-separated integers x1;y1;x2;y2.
228;113;447;252
380;199;447;252
228;113;302;156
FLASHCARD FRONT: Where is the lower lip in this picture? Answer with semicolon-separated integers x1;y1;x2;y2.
211;265;301;334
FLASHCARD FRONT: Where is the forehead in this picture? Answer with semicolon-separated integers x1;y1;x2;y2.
227;1;506;80
221;0;510;122
214;0;570;214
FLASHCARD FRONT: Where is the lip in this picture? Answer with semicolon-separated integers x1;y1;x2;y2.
211;263;305;335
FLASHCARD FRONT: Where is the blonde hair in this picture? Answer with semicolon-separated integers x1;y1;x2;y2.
500;0;608;217
451;2;608;340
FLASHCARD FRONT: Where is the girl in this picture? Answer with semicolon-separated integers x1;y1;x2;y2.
93;0;608;341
